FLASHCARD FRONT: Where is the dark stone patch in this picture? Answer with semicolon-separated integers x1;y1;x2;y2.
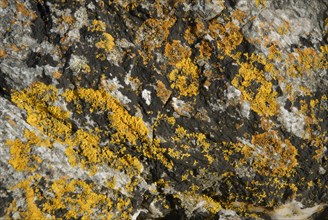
26;52;58;68
0;69;11;99
284;99;292;110
0;184;13;217
312;206;328;220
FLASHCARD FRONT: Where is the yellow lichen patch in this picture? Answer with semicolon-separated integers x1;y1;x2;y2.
251;82;278;116
75;88;148;144
184;27;196;45
6;139;33;171
90;19;106;32
214;21;243;57
10;81;174;179
64;129;103;172
96;33;115;52
11;82;72;143
242;131;298;177
43;178;113;219
199;40;213;59
268;45;282;61
277;21;290;35
136;18;175;63
52;71;62;79
255;0;266;8
6;129;50;171
168;58;199;96
232;9;247;23
232;62;278;116
23;129;51;148
285;47;328;76
66;86;173;171
164;40;191;65
62;15;75;25
170;126;211;164
82;64;91;73
14;177;46;220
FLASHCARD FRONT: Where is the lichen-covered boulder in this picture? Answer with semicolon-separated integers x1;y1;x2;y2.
0;0;327;219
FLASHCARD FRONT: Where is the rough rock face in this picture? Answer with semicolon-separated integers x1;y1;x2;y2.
0;0;327;219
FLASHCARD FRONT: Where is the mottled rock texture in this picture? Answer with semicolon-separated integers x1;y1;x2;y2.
0;0;327;219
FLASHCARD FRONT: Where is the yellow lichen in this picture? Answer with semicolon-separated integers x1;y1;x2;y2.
164;40;191;65
255;0;266;8
232;61;278;116
14;177;46;220
43;178;113;219
90;19;106;32
96;33;115;52
242;131;298;177
6;139;32;171
6;129;50;172
168;58;199;96
136;18;175;63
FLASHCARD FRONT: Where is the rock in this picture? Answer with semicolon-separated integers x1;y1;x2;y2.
0;0;327;219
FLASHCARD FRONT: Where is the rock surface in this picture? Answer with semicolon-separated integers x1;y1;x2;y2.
0;0;327;219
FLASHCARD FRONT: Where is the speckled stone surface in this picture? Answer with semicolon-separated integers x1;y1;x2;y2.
0;0;327;219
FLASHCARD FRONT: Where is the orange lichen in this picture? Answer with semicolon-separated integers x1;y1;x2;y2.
156;80;172;104
199;40;212;59
0;49;7;58
232;9;247;23
214;21;243;57
16;2;31;17
10;81;175;175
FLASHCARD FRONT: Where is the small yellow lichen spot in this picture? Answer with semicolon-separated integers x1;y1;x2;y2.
90;19;106;32
96;33;115;52
52;71;62;79
255;0;266;7
82;64;91;73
